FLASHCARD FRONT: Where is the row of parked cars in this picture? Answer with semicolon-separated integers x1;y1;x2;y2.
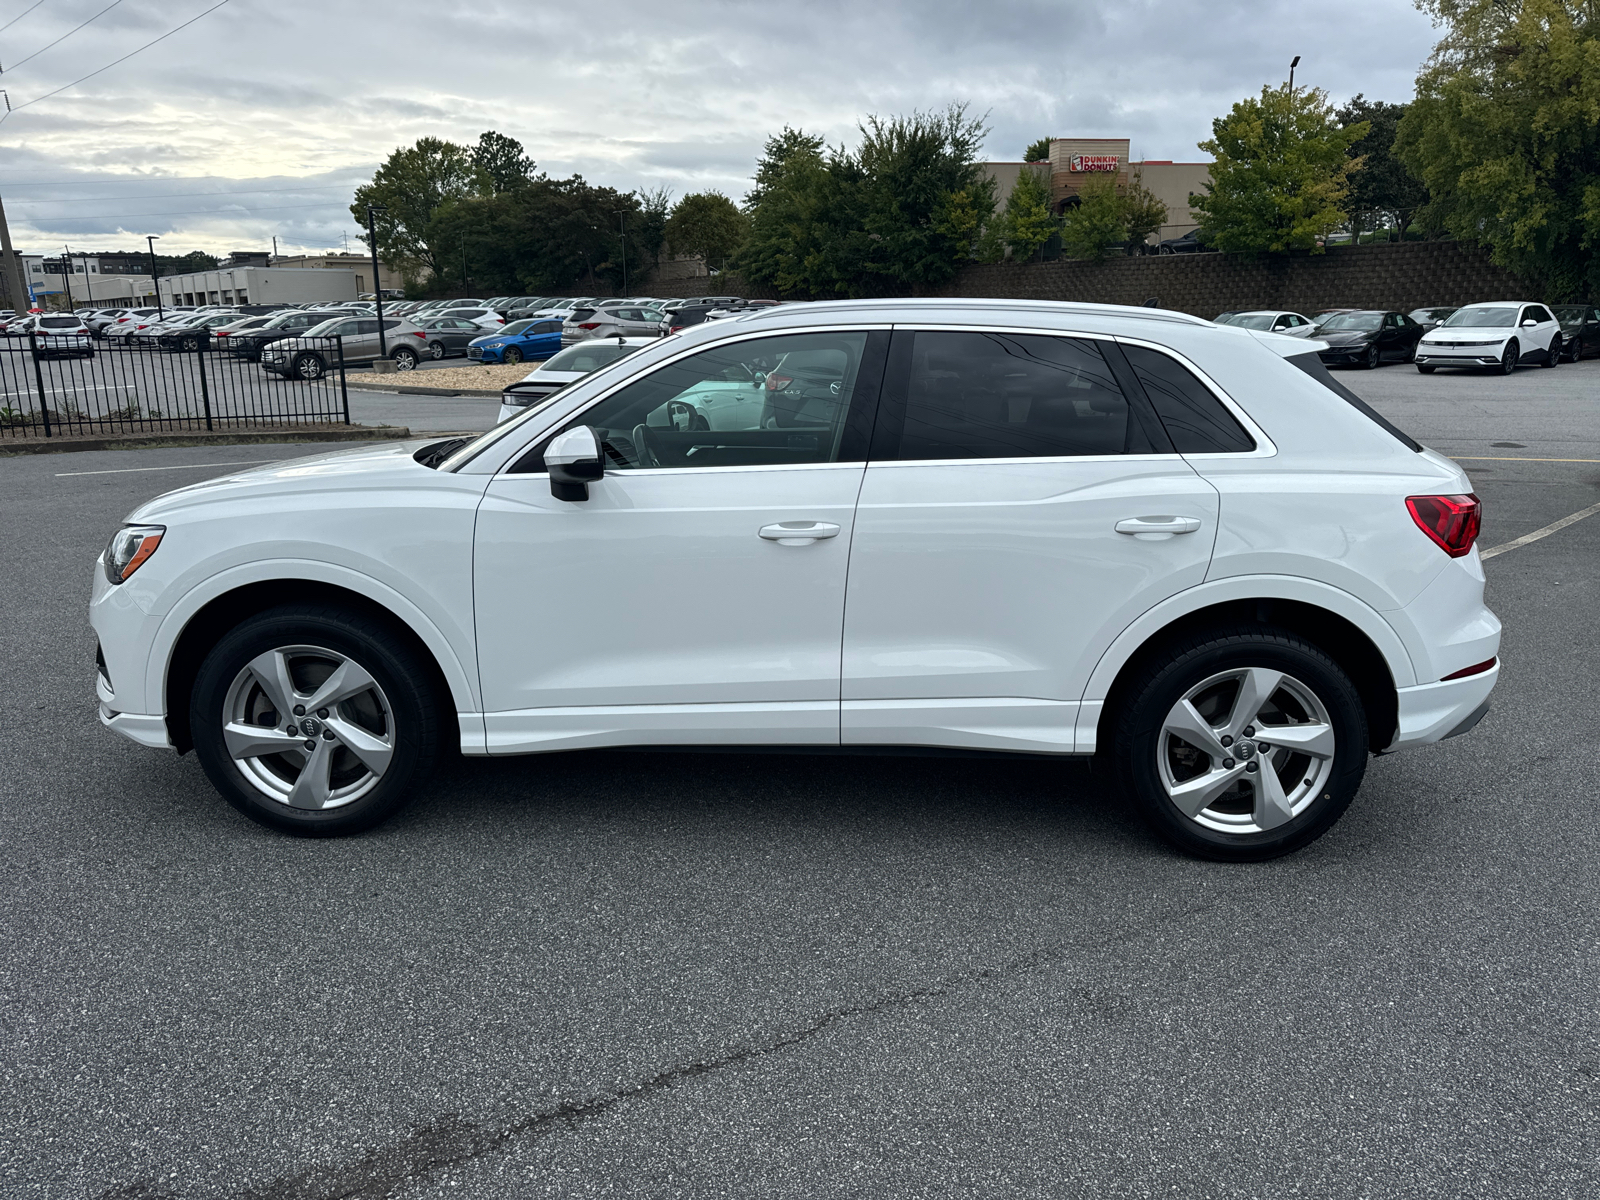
1214;302;1600;372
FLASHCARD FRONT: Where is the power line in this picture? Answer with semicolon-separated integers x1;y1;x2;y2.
0;0;231;124
15;200;348;222
4;0;125;75
0;1;47;36
9;184;357;203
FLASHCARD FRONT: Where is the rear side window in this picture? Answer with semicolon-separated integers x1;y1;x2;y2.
1120;344;1255;454
1285;351;1422;452
889;331;1151;460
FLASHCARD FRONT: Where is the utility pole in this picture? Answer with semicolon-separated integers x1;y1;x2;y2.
365;204;387;357
613;210;628;294
59;252;74;310
0;189;29;313
71;245;94;306
146;235;163;319
272;235;277;263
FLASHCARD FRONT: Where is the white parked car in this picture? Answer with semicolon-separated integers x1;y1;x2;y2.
1214;311;1318;337
91;299;1500;860
1414;301;1564;374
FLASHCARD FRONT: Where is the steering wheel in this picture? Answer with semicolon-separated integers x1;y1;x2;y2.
630;423;661;468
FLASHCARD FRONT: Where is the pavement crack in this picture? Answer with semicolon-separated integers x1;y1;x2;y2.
231;899;1215;1200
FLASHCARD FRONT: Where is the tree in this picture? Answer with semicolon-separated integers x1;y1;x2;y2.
665;192;749;269
745;127;826;211
1023;136;1053;163
1060;174;1128;261
631;185;673;269
351;137;481;279
1336;95;1428;240
735;127;831;293
1120;169;1170;248
471;130;535;194
1000;166;1057;259
1395;0;1600;298
1191;84;1368;254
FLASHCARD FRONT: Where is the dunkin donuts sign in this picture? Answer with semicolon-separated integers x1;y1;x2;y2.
1069;155;1120;172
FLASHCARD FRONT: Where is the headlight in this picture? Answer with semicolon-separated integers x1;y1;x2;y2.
103;524;164;584
484;343;505;350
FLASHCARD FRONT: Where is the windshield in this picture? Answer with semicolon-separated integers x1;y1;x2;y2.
1218;314;1275;330
1552;306;1588;324
500;319;537;335
1319;312;1383;331
1442;307;1516;328
540;342;642;373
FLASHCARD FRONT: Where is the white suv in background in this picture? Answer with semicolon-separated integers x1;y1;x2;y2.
90;300;1500;861
1414;301;1564;373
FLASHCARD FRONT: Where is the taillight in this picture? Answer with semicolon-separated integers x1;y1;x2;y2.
1441;657;1496;680
412;331;426;338
1406;494;1481;557
577;322;600;330
766;373;793;391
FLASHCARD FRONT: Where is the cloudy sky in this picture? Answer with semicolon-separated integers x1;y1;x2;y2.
0;0;1442;258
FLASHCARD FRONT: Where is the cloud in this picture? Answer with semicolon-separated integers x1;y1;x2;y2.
0;0;1438;255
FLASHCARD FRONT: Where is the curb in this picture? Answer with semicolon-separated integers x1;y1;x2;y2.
345;378;505;398
0;426;413;457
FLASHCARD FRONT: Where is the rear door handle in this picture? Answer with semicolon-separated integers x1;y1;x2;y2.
759;521;841;545
1115;516;1203;540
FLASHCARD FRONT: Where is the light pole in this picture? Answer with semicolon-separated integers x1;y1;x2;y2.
365;204;388;357
146;235;163;319
1288;54;1300;93
613;210;628;294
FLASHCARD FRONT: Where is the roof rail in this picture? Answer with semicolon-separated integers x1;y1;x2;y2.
732;296;1211;327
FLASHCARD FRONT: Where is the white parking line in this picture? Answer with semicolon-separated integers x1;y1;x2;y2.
54;459;281;478
1481;500;1600;560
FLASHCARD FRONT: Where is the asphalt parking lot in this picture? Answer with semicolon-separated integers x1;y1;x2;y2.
2;360;1597;1198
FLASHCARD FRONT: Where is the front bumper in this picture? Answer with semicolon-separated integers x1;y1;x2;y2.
469;346;505;363
1316;343;1374;365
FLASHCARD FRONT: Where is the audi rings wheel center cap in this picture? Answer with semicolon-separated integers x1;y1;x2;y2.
1234;739;1257;760
299;717;323;738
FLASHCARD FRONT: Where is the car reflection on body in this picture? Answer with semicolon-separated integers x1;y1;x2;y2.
497;337;652;423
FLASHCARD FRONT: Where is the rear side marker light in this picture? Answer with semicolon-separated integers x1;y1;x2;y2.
1441;657;1497;681
1406;493;1481;557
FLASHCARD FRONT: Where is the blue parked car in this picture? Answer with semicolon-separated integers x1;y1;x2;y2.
468;318;564;365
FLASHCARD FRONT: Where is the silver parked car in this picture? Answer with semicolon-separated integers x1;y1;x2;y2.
561;303;666;345
260;315;426;379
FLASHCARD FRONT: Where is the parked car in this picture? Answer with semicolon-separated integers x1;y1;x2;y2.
133;312;227;348
1406;307;1457;332
104;312;172;342
17;314;94;357
93;299;1499;861
84;310;130;336
154;312;246;351
1213;311;1318;337
468;318;564;365
561;303;665;344
260;316;425;378
664;301;746;334
435;306;505;331
1552;304;1600;362
1156;230;1209;254
496;336;652;422
209;313;282;349
229;308;365;362
407;315;489;360
1413;302;1563;374
1312;310;1425;369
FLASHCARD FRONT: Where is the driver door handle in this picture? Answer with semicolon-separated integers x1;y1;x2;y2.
759;521;841;545
1115;516;1203;540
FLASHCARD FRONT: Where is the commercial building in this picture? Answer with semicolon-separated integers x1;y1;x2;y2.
981;138;1211;245
156;266;358;308
269;252;404;296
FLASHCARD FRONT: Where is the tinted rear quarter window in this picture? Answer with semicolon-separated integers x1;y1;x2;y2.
1285;351;1422;452
1121;344;1255;454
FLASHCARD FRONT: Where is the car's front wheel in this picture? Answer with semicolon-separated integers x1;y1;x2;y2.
190;605;439;836
503;345;523;364
1416;363;1436;374
294;353;325;381
1112;627;1369;861
1542;337;1560;367
1498;340;1518;374
1363;344;1380;369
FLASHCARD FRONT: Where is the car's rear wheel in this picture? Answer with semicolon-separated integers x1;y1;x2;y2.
1542;337;1560;367
503;345;523;364
429;341;446;360
181;335;201;352
1112;627;1368;861
294;353;325;381
1499;341;1518;374
392;347;418;370
190;605;438;836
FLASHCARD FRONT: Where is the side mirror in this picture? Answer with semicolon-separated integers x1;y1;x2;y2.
1522;318;1539;327
546;425;603;502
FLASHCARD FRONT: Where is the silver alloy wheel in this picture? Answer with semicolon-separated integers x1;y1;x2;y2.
1156;667;1337;835
429;341;445;359
221;644;395;810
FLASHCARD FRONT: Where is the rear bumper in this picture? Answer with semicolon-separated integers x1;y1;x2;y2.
1384;661;1499;751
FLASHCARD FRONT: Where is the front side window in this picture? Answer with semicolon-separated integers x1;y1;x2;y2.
1523;305;1553;324
547;331;873;471
889;331;1146;460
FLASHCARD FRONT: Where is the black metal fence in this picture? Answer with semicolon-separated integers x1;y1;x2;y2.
0;333;351;439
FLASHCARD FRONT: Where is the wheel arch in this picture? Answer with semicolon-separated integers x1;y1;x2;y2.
159;574;474;755
1083;584;1410;756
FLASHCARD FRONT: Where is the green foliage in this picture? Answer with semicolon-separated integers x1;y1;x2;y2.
1023;137;1053;163
1396;0;1600;298
738;104;996;297
153;251;219;275
1000;166;1057;260
1336;95;1428;238
630;186;673;269
470;131;536;194
351;137;483;279
666;192;750;268
1060;174;1129;262
1120;170;1169;248
1192;84;1368;254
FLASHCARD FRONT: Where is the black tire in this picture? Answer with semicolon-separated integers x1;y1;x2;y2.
1563;338;1581;363
294;352;325;381
429;341;446;360
1416;364;1435;374
1111;626;1369;862
1363;344;1380;369
181;335;201;352
1542;337;1560;367
1499;340;1518;374
503;345;524;364
190;605;439;837
392;347;418;370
